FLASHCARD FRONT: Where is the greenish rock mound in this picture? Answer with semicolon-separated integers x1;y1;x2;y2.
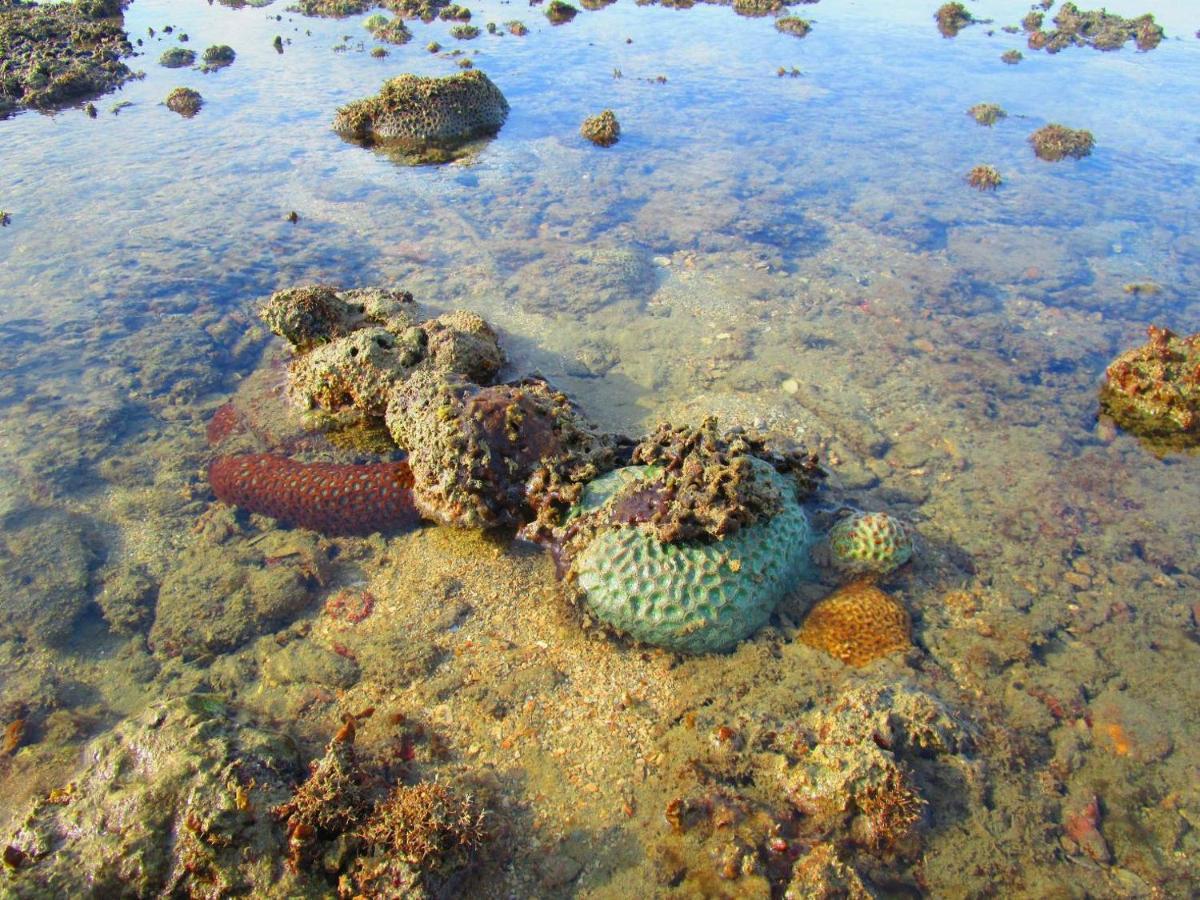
570;460;814;653
1100;325;1200;452
332;70;509;164
158;46;195;68
3;695;304;898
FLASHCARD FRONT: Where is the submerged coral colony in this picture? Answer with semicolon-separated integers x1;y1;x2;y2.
0;0;1188;896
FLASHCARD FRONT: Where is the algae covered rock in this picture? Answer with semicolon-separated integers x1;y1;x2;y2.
1099;325;1200;452
158;46;195;67
581;109;620;147
568;459;814;653
149;520;322;659
165;86;202;116
333;70;509;164
3;695;303;898
0;508;95;646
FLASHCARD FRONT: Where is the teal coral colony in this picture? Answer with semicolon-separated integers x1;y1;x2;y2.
570;460;814;653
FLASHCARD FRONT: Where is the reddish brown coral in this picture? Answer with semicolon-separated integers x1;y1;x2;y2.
209;453;419;536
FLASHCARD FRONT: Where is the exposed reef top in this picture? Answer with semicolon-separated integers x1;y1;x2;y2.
0;0;135;113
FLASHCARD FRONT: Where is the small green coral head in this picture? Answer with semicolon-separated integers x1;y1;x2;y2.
828;511;913;577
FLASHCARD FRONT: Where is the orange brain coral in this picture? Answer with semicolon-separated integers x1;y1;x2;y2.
798;580;912;666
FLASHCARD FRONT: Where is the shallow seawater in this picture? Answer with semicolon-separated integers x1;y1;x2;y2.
1;0;1199;895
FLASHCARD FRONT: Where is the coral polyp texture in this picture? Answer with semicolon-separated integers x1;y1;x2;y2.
332;71;509;164
1099;325;1200;452
567;459;813;653
797;580;912;666
208;453;420;535
827;511;913;577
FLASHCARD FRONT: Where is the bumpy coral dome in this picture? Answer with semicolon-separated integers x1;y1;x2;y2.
798;580;912;666
1099;325;1200;452
571;460;814;653
332;70;509;162
828;512;913;578
581;109;620;147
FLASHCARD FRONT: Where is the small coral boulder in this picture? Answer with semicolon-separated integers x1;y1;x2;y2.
581;109;620;147
332;70;509;163
165;86;202;117
827;511;913;578
798;580;912;666
1099;325;1200;452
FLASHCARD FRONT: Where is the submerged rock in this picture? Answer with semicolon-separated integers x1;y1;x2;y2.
1099;325;1200;452
149;515;324;659
0;508;95;646
1029;123;1094;161
332;71;509;164
3;695;303;897
1027;2;1164;53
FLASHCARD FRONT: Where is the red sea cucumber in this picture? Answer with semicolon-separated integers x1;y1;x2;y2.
209;453;420;536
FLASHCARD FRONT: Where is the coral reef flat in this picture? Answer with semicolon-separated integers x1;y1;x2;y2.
1;0;1199;896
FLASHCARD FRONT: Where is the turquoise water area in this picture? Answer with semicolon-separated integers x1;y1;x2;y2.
1;0;1199;895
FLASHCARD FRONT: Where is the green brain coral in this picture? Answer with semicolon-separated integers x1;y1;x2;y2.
570;460;814;653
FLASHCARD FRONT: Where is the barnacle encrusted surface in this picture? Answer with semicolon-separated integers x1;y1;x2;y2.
569;459;814;653
332;71;509;162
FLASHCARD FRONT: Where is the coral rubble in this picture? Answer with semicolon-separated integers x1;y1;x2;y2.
208;454;420;535
545;0;578;24
967;103;1005;126
797;580;912;666
1099;325;1200;452
332;71;509;164
1026;3;1164;54
775;16;811;38
935;2;973;38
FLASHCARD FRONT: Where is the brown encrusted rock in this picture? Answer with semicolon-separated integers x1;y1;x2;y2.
385;370;617;528
624;416;823;542
1099;325;1200;452
332;71;509;162
260;285;419;353
165;86;202;117
280;302;504;421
